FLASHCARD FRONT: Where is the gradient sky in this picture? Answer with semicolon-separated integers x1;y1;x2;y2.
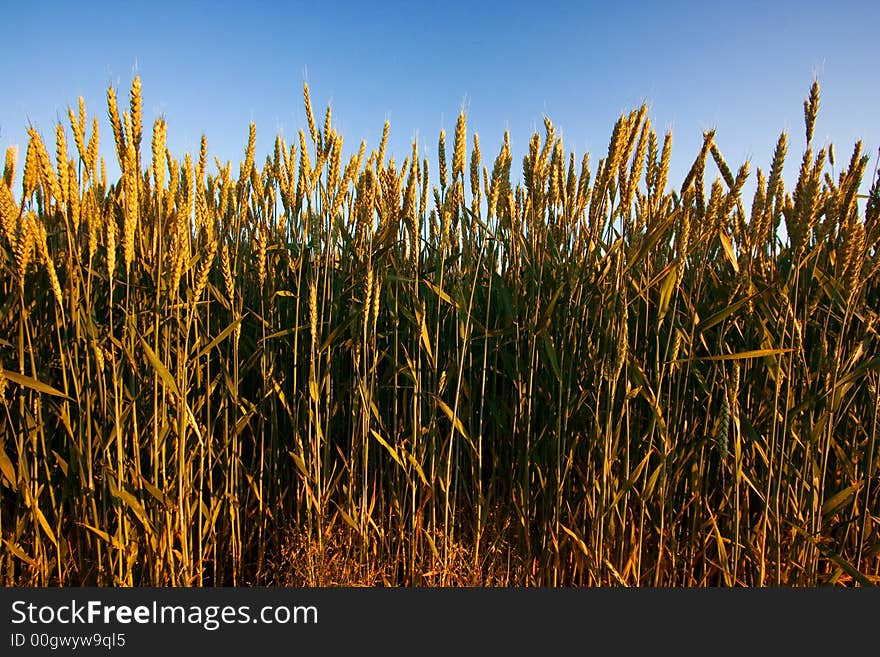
2;0;878;198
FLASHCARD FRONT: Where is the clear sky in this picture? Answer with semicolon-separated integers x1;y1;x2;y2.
2;0;878;197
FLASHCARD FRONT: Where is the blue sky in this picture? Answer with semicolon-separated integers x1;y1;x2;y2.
2;0;878;197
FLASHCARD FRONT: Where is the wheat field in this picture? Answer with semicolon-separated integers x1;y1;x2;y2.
0;78;878;586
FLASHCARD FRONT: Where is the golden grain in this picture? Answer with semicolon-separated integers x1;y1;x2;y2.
438;129;448;191
303;83;318;145
2;76;877;588
804;79;820;146
452;111;466;184
107;85;126;166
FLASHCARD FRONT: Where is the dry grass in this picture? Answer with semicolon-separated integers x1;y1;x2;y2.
1;78;879;586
